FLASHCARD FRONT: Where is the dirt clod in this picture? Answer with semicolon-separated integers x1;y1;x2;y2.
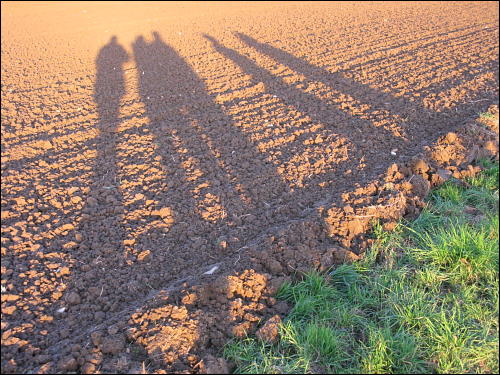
256;315;282;344
137;250;151;262
100;335;125;355
202;355;230;374
90;331;103;347
86;197;98;207
1;2;498;374
57;356;78;372
410;174;431;199
64;292;81;306
331;247;360;264
81;362;96;374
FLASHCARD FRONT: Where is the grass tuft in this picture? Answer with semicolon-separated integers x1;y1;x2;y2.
224;162;499;374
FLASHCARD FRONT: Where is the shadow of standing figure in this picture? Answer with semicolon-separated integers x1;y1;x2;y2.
69;36;130;319
81;35;129;267
28;36;133;362
131;32;294;277
94;36;129;131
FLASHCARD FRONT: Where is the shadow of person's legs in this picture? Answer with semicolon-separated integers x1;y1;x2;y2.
61;35;131;324
131;32;296;275
234;32;498;147
203;34;405;191
2;36;138;366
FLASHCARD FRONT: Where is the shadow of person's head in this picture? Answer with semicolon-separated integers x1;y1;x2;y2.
94;34;129;125
133;35;147;49
202;33;217;44
152;31;162;41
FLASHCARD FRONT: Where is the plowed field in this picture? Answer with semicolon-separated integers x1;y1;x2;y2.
1;2;499;373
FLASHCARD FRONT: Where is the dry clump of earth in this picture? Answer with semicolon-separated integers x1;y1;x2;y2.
1;2;499;374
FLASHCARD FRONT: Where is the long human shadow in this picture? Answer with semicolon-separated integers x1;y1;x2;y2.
75;35;129;283
235;32;496;143
120;35;496;374
0;36;137;372
203;34;406;188
11;32;298;372
337;23;495;70
11;36;135;364
66;36;130;321
9;30;496;372
131;32;293;279
233;32;421;122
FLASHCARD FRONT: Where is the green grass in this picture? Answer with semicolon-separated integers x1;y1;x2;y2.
479;112;497;120
224;160;499;374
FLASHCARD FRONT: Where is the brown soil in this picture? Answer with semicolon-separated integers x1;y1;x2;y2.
1;2;499;374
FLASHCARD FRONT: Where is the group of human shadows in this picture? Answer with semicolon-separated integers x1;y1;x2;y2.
90;31;482;264
95;31;405;220
17;31;490;359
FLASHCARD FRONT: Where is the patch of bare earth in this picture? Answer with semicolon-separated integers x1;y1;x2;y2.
1;2;499;373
